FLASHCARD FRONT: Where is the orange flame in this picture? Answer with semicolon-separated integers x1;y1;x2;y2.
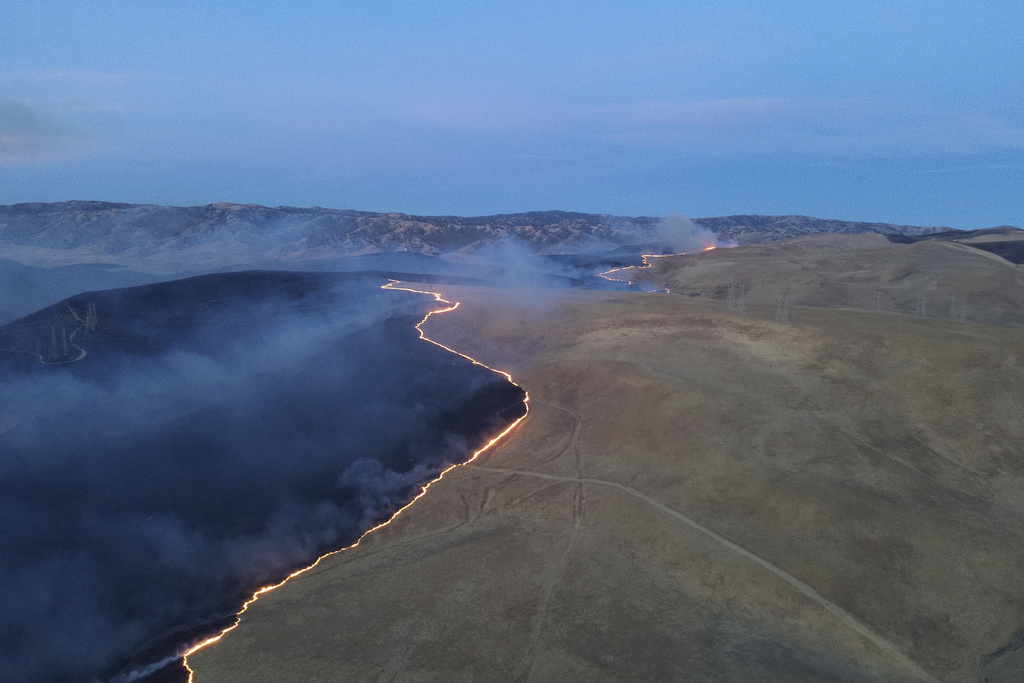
182;281;529;681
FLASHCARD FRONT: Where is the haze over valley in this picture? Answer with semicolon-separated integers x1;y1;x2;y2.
0;201;969;325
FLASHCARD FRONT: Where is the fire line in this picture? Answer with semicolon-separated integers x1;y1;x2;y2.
597;252;681;293
181;281;529;681
597;242;724;291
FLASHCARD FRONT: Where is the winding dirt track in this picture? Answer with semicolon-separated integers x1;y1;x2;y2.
469;464;937;683
509;401;587;682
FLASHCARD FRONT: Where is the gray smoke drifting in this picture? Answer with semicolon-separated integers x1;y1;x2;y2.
652;212;718;253
0;272;525;683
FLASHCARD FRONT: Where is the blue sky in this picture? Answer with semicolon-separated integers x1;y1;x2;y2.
1;1;1021;228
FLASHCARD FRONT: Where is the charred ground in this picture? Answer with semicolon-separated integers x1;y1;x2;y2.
0;271;525;683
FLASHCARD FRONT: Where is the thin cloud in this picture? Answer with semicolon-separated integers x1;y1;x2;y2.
0;99;83;163
0;69;141;118
594;97;1024;156
0;70;144;164
399;90;577;136
393;93;1024;157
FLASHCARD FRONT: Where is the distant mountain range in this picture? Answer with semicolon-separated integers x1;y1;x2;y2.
0;201;962;268
5;201;1013;324
694;214;958;244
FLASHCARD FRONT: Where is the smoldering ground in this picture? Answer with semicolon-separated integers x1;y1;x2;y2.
0;272;526;683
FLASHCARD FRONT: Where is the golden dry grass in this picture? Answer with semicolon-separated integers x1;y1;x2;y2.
617;233;1024;328
190;245;1024;682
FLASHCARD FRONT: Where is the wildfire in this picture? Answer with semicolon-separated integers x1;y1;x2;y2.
597;253;677;293
181;281;529;681
597;244;721;292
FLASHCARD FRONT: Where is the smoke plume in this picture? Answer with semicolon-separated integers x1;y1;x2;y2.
652;212;718;253
0;272;525;683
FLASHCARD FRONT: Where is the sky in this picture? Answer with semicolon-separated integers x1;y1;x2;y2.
0;1;1021;229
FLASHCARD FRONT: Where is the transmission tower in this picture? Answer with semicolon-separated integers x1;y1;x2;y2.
725;282;746;313
872;290;882;313
86;302;98;334
775;290;790;323
48;326;59;360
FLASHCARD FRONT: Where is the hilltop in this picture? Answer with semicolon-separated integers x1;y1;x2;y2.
0;201;956;272
609;232;1024;327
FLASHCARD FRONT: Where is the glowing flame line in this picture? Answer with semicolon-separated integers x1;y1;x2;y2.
181;281;529;681
596;242;723;292
597;253;681;293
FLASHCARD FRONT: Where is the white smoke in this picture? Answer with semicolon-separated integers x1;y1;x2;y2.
652;212;718;253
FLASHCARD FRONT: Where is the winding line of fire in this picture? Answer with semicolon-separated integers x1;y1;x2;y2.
596;246;716;291
182;281;529;681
